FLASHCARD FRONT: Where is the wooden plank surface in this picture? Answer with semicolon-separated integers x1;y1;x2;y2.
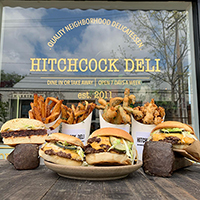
0;160;59;200
1;160;200;200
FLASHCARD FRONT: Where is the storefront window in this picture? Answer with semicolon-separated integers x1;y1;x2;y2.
0;2;198;138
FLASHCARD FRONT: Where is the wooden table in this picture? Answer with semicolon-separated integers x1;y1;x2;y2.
1;159;200;200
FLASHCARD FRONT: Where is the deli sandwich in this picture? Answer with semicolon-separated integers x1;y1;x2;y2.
1;118;47;146
84;127;138;165
39;133;84;166
150;121;197;149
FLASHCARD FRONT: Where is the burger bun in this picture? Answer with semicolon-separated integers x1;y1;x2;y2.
86;152;132;165
39;149;83;166
90;127;133;142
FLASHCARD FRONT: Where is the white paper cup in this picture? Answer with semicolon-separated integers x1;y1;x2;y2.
131;115;156;161
45;114;61;135
61;112;93;145
99;110;130;133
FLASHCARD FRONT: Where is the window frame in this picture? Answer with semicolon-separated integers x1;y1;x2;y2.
0;0;199;137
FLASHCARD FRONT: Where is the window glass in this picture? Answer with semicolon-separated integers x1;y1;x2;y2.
0;7;193;131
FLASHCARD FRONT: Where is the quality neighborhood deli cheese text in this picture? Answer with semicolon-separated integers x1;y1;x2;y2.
30;58;161;73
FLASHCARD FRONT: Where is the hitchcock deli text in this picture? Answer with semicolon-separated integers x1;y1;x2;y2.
28;18;161;100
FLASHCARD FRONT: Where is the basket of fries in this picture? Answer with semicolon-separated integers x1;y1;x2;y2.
61;101;96;145
29;94;62;135
131;99;165;160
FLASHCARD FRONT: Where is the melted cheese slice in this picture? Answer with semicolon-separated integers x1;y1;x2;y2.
152;133;195;144
90;136;111;150
42;142;81;161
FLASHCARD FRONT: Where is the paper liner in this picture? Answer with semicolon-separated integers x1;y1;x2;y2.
131;115;156;161
99;110;130;133
61;111;93;145
174;140;200;162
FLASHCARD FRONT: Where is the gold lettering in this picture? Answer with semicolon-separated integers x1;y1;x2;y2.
135;59;144;72
89;58;97;72
42;58;47;71
124;59;134;72
5;153;10;159
30;58;41;72
65;25;71;32
58;58;66;72
145;59;154;72
79;58;88;72
48;58;57;72
0;153;4;159
68;59;78;72
108;59;119;72
99;59;107;72
155;59;161;72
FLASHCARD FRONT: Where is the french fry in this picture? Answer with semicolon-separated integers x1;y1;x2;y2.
49;118;63;130
45;112;60;124
76;102;85;111
45;105;51;118
74;110;86;117
77;114;86;123
51;100;62;115
87;103;96;114
61;105;69;119
33;106;42;122
84;100;88;110
30;102;34;111
60;101;95;125
49;101;57;111
38;95;44;104
33;93;38;107
29;110;34;119
71;104;76;114
30;94;63;126
67;112;74;124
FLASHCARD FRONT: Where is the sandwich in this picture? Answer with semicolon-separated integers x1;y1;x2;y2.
39;133;84;166
149;121;197;149
1;118;47;146
84;127;137;165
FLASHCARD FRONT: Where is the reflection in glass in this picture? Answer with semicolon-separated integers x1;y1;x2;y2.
0;7;193;128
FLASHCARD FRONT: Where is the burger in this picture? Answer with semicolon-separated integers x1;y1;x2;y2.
84;127;137;165
39;133;84;166
1;118;47;146
149;121;197;149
